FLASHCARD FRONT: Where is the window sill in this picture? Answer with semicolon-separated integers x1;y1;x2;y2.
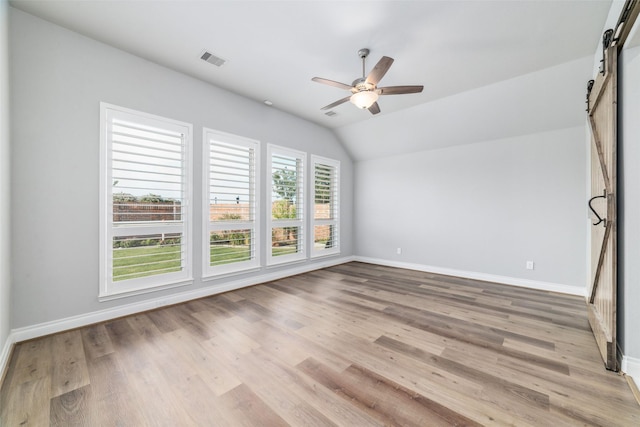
202;266;262;282
311;250;341;259
99;277;194;302
266;256;308;269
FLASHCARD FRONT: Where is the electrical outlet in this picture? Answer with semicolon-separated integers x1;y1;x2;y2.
397;248;402;255
526;261;534;270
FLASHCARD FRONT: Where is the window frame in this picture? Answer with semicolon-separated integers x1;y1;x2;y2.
266;144;307;266
202;128;260;278
99;103;193;300
310;155;340;258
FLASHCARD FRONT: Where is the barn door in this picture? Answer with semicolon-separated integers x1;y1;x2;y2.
586;42;618;371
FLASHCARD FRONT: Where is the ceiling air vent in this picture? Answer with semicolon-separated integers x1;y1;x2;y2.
324;111;337;117
200;50;227;67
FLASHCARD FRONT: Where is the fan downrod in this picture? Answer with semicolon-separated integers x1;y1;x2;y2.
356;48;370;81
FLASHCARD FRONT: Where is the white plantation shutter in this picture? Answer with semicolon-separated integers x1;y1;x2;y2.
203;129;260;276
267;144;306;265
100;103;193;298
311;156;340;257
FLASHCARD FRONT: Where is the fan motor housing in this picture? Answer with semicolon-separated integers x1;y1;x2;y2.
351;78;375;93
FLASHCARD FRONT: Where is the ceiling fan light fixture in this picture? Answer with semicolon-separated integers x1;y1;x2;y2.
313;48;421;115
350;90;379;109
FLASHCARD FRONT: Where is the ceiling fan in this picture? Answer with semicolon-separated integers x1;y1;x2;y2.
312;48;424;115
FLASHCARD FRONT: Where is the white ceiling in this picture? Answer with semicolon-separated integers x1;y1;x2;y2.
10;0;612;159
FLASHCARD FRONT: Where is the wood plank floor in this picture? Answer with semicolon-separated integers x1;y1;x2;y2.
1;261;639;426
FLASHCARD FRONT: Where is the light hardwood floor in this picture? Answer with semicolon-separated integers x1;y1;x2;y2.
1;262;639;426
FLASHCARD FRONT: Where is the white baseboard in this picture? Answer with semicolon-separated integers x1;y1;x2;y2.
0;333;14;384
10;256;355;344
622;354;640;384
354;256;586;297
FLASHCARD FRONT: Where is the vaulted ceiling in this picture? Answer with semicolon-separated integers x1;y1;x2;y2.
10;0;612;160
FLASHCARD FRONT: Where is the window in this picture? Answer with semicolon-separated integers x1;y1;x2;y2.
267;144;306;265
203;129;260;277
100;103;193;298
311;156;340;257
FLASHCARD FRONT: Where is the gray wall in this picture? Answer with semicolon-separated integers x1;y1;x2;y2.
9;8;353;329
354;126;587;289
0;0;11;360
619;43;640;369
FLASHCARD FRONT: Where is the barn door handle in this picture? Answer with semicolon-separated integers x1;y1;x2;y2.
588;190;607;226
